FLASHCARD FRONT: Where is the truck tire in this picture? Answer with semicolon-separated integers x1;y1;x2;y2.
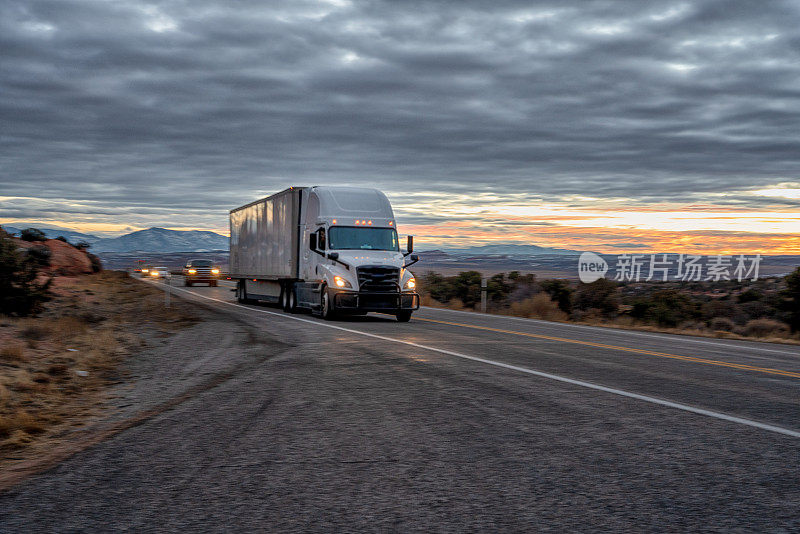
185;280;192;287
210;280;217;287
321;287;336;320
396;311;412;322
280;288;289;311
287;287;298;313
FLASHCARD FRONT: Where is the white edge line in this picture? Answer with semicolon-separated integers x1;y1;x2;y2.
420;306;800;356
163;283;800;439
201;280;798;356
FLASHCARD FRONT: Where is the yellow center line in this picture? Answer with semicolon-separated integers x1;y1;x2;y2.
413;316;800;380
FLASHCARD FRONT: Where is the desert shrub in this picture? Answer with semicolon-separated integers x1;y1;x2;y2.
55;236;70;244
20;323;50;340
701;299;745;324
19;228;46;242
631;289;699;327
540;279;573;314
737;288;763;303
26;244;52;267
509;293;567;321
87;253;103;273
709;317;735;331
678;321;706;331
0;235;52;316
575;278;619;317
743;318;790;338
782;267;800;332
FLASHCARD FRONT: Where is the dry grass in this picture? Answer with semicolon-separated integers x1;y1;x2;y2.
743;318;790;338
0;345;25;363
0;271;199;455
508;293;568;322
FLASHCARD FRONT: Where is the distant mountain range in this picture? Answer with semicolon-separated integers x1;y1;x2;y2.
2;225;101;244
2;225;228;253
444;244;580;256
3;223;581;256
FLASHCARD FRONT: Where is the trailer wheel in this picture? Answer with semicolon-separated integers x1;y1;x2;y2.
280;288;289;311
321;287;336;320
396;311;412;322
287;287;298;313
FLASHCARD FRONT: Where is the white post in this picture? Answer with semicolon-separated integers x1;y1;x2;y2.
165;274;171;308
480;276;487;313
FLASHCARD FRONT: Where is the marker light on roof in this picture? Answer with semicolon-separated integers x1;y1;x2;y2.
388;221;394;226
367;220;372;225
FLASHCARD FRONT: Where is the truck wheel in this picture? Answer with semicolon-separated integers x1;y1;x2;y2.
396;311;412;322
280;288;289;311
210;280;217;287
287;287;298;313
321;287;336;320
185;280;192;287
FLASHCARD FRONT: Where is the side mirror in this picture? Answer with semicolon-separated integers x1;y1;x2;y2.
403;253;419;268
406;235;414;254
328;252;339;261
309;233;317;250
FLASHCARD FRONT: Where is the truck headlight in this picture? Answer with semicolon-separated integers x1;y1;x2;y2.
187;269;197;274
211;268;219;274
405;278;416;290
333;276;352;288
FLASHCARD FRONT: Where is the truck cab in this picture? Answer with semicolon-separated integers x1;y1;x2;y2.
300;187;418;321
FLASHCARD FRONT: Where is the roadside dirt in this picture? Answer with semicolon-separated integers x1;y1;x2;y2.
1;273;195;454
0;272;291;491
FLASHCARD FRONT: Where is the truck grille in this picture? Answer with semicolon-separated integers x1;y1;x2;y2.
357;265;400;292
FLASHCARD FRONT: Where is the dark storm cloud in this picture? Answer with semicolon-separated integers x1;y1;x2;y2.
2;0;799;225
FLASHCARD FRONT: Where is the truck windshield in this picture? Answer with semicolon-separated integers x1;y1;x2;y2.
328;227;399;251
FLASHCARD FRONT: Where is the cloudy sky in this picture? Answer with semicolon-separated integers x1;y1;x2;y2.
2;0;799;253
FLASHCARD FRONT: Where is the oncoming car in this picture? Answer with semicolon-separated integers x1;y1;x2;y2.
182;259;220;287
148;267;171;280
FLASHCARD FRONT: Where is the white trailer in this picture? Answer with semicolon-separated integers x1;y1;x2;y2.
229;186;419;321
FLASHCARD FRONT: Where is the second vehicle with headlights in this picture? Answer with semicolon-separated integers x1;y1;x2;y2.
229;186;419;321
182;259;221;287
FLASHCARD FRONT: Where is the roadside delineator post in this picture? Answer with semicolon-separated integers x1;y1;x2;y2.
165;274;171;308
480;276;487;313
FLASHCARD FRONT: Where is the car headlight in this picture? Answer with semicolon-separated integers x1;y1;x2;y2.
333;275;352;288
152;272;159;277
187;269;197;274
142;269;149;273
211;268;220;274
405;278;416;290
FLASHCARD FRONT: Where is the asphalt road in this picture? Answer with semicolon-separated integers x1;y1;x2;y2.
2;275;799;532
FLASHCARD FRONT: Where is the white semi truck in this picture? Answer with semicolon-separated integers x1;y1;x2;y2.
229;186;420;321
